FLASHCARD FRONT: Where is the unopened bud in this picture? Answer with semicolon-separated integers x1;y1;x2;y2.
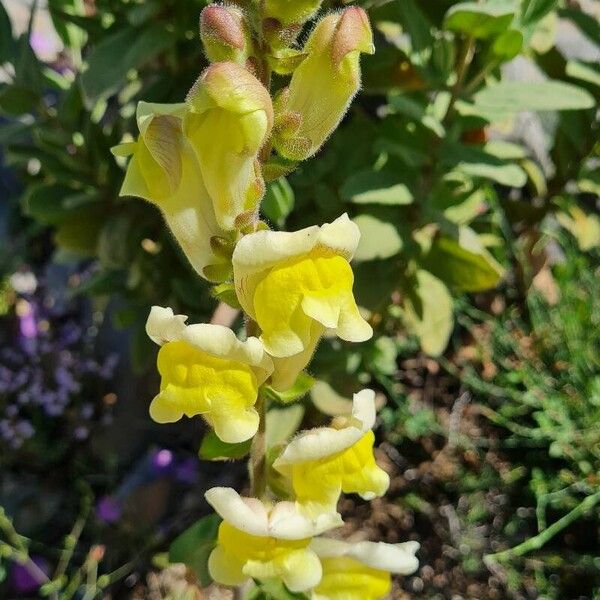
200;4;253;64
272;8;374;161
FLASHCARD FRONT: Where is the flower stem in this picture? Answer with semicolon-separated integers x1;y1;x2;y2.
250;390;268;499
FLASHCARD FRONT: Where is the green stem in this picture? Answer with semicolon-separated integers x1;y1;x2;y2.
443;35;475;126
485;490;600;563
250;390;268;499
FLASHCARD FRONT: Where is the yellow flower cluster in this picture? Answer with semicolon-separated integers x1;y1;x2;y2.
115;4;418;598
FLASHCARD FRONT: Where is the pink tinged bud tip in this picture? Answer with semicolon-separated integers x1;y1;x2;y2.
331;6;375;68
200;5;246;49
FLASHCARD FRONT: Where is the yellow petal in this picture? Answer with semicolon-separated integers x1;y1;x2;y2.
312;557;391;600
119;103;227;281
208;545;247;586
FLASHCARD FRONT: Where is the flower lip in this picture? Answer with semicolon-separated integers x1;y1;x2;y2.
145;306;273;378
205;487;342;539
310;537;420;575
273;389;376;469
233;213;362;323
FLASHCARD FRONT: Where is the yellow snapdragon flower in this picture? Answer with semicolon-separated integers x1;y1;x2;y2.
232;214;372;390
145;307;273;443
273;390;389;517
272;7;374;160
205;487;341;592
184;62;273;230
310;538;420;600
114;102;229;281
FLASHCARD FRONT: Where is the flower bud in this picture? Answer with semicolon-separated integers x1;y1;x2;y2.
264;0;323;26
114;102;229;281
184;62;274;230
272;8;374;161
200;4;253;65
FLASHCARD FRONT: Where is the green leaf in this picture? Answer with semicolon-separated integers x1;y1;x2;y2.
441;142;527;187
520;0;557;27
395;0;434;67
81;24;173;103
422;228;504;292
341;170;413;206
402;270;454;356
169;514;221;587
264;372;315;405
262;177;295;227
491;28;523;60
556;205;600;251
566;60;600;89
444;1;515;39
473;80;595;114
211;283;242;309
266;405;305;448
353;213;403;261
199;431;252;461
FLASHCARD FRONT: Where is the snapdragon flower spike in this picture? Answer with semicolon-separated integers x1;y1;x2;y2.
200;5;254;65
114;103;229;281
310;538;420;600
205;487;341;592
272;7;374;161
232;213;372;391
145;307;273;443
264;0;323;26
273;390;389;518
184;62;273;231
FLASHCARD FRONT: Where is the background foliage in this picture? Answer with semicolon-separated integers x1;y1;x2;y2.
0;0;599;598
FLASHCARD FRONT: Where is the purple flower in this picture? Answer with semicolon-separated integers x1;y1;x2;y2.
95;496;122;524
150;449;174;474
9;556;50;593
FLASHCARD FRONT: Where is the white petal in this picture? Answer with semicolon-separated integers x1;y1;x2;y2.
205;488;341;540
310;538;420;575
205;487;270;537
146;306;188;345
273;389;376;468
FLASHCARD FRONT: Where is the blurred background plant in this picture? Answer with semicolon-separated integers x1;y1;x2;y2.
0;0;598;598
